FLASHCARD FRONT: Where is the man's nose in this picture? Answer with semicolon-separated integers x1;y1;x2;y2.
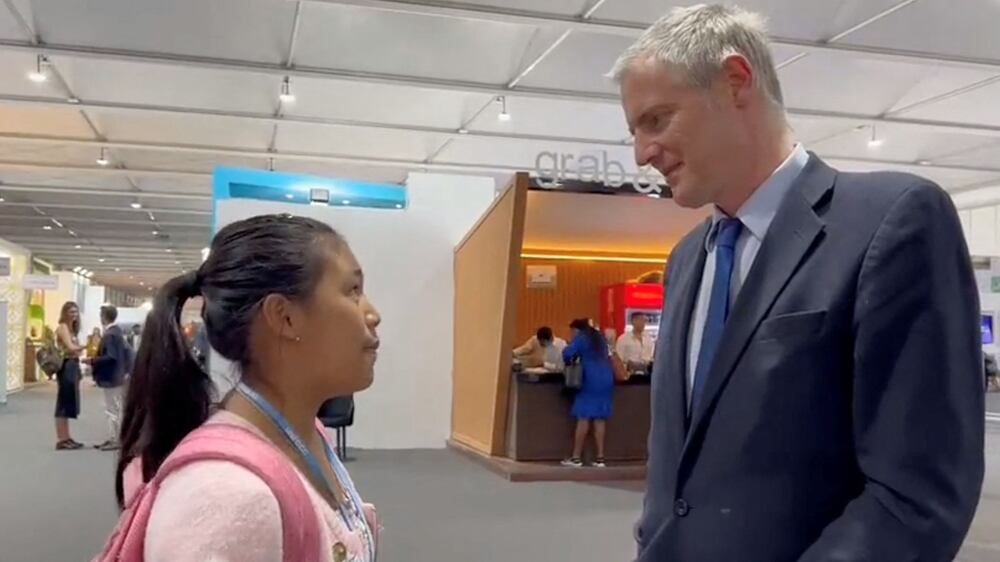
634;136;659;168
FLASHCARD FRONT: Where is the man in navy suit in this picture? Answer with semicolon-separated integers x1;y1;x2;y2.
610;4;984;561
86;304;132;451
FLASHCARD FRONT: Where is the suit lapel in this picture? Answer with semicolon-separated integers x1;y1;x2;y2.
681;155;835;454
661;221;710;448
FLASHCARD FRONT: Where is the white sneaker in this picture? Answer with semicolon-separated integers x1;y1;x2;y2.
560;458;583;468
592;459;607;468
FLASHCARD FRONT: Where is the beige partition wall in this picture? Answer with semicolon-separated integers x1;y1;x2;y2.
451;173;528;455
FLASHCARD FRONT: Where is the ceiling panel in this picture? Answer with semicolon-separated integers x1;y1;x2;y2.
287;78;492;131
293;3;539;84
844;0;1000;61
30;0;295;64
0;141;100;165
89;111;275;149
469;96;628;142
823;157;1000;191
779;51;946;115
900;80;1000;129
809;125;995;166
0;168;134;189
135;175;210;194
439;135;637;172
54;55;280;115
514;32;633;95
937;141;1000;169
0;3;28;40
275;121;450;162
593;0;907;41
113;149;260;174
0;105;95;137
454;0;588;15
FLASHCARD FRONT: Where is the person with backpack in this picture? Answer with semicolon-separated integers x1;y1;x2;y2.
95;215;382;562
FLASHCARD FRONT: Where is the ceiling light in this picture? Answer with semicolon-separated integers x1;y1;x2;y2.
152;230;159;236
140;300;153;311
867;125;883;149
918;159;932;166
74;244;82;249
96;147;109;166
139;281;145;286
147;212;156;221
68;230;76;236
43;225;52;230
496;96;511;122
51;218;63;228
174;260;181;265
457;128;469;135
28;54;48;82
342;199;351;205
130;201;142;209
285;193;294;200
98;258;105;263
0;196;5;203
395;203;403;209
165;248;173;253
114;267;120;272
279;76;295;103
67;97;80;104
72;267;81;273
129;275;134;279
201;247;210;262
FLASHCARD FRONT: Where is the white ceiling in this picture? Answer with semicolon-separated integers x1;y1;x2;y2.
2;0;1000;294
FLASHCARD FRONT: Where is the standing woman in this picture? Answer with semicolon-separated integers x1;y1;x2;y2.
562;318;615;468
55;301;86;450
109;215;381;561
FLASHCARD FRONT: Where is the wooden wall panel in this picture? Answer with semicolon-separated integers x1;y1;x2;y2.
516;259;663;344
451;174;527;455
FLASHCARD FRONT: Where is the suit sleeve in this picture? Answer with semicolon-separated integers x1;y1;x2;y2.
799;182;984;561
91;333;117;369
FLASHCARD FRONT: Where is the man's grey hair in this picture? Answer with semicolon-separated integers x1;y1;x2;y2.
609;4;784;108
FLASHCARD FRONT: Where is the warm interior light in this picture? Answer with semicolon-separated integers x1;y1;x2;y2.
520;252;665;264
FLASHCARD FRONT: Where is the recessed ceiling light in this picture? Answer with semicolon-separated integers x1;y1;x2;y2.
114;267;121;272
130;202;142;209
174;260;181;265
457;128;469;135
28;54;48;82
43;225;52;230
279;76;296;103
139;281;145;286
496;95;511;122
165;248;173;253
98;258;105;263
74;244;82;249
0;196;5;203
67;97;80;104
918;159;932;166
152;230;159;236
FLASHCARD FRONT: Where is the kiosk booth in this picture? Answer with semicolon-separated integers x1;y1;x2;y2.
449;173;708;480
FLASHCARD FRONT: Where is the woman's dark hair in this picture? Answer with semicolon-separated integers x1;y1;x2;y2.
59;301;80;336
569;318;606;354
115;214;343;507
536;326;554;344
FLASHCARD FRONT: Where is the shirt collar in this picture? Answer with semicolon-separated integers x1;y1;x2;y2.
706;144;809;251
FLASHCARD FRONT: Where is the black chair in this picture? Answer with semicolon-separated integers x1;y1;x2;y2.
318;396;355;461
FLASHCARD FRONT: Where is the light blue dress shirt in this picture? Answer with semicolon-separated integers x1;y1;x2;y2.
686;145;810;403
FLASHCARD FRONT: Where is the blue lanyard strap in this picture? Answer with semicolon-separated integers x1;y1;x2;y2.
235;383;375;560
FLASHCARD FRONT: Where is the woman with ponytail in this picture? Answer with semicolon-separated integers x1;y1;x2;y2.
561;318;615;468
102;214;381;562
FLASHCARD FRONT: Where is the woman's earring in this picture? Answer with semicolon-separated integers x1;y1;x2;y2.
294;336;302;342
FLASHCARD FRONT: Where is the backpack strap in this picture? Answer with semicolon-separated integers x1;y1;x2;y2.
153;424;323;562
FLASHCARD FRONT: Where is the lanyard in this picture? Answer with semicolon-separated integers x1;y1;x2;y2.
236;383;375;561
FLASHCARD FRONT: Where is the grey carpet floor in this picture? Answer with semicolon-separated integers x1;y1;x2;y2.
1;383;998;562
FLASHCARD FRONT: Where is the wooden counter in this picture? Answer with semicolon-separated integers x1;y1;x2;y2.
505;371;651;462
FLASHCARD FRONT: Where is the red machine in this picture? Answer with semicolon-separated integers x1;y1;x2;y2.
600;282;664;340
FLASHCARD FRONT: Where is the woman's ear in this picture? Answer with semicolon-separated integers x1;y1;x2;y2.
260;294;303;342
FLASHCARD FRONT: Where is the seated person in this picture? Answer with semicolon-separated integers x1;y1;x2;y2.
615;312;655;372
514;327;567;370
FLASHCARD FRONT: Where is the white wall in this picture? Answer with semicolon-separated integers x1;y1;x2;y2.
214;173;496;448
81;284;106;338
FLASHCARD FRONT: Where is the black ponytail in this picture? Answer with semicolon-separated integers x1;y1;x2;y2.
570;318;607;355
116;271;209;507
114;214;342;508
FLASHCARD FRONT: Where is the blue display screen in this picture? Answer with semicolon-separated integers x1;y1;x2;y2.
982;315;994;345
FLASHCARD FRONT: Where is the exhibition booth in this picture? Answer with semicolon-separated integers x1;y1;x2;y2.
450;173;707;479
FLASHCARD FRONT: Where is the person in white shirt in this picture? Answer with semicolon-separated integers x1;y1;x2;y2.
616;313;655;371
514;326;567;370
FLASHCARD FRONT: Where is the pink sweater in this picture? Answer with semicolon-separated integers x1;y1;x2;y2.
124;411;376;561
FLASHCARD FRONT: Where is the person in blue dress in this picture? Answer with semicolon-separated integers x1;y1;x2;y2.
561;318;615;468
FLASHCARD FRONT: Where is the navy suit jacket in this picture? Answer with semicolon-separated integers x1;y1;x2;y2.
637;155;984;561
92;324;130;388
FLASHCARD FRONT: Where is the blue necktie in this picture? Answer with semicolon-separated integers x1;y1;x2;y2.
690;218;742;414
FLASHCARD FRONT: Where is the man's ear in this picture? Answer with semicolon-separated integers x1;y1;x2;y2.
259;294;303;342
719;54;755;108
